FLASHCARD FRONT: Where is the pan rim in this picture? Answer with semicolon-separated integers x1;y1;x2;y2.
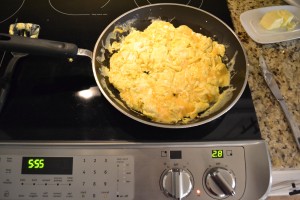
92;3;249;129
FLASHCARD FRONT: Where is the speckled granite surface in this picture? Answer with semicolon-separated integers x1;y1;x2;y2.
227;0;300;169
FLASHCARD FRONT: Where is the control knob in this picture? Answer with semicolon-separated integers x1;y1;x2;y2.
204;167;236;199
160;168;193;199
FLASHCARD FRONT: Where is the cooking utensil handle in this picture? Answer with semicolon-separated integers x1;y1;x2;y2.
0;56;18;113
0;53;26;113
0;33;78;57
278;99;300;150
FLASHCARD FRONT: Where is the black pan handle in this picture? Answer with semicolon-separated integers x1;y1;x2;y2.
0;33;78;57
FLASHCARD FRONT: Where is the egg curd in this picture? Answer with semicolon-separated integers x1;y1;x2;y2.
106;20;231;123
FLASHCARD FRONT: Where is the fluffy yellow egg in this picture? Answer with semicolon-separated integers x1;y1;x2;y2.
107;20;232;124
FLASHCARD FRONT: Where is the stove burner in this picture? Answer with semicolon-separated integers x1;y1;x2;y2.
49;0;204;17
0;0;258;142
49;0;110;16
0;0;25;24
134;0;204;8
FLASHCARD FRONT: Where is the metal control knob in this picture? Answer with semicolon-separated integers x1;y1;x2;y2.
204;167;236;199
160;168;194;200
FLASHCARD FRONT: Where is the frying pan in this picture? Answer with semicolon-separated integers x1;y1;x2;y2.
0;3;248;128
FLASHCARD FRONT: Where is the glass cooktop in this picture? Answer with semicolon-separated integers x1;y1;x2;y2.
0;0;261;141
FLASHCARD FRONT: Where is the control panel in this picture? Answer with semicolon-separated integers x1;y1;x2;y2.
1;155;133;199
0;140;271;200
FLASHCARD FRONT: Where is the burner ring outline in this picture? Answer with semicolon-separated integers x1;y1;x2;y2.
48;0;111;16
134;0;204;8
0;0;25;24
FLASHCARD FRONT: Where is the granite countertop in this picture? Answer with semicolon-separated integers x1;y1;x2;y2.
227;0;300;169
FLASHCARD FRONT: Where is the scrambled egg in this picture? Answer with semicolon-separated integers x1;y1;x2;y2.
9;23;40;38
107;20;231;123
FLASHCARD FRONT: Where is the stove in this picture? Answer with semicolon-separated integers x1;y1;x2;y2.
0;1;271;200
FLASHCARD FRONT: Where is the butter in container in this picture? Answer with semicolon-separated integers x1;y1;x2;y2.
259;9;297;30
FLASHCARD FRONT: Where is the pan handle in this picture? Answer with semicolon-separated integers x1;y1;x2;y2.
0;33;78;57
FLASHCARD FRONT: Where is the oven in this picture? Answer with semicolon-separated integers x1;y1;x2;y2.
0;0;271;199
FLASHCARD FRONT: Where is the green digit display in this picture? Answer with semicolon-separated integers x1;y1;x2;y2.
218;150;223;157
34;159;40;168
212;150;223;158
22;157;73;175
28;159;34;168
39;159;45;168
28;159;45;169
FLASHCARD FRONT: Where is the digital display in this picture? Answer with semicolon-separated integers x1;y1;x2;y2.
21;157;73;175
170;151;182;159
212;150;224;158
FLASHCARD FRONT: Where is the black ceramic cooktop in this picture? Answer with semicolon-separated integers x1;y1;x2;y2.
0;0;261;141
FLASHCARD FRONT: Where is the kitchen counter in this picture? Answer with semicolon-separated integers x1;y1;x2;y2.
226;0;300;169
